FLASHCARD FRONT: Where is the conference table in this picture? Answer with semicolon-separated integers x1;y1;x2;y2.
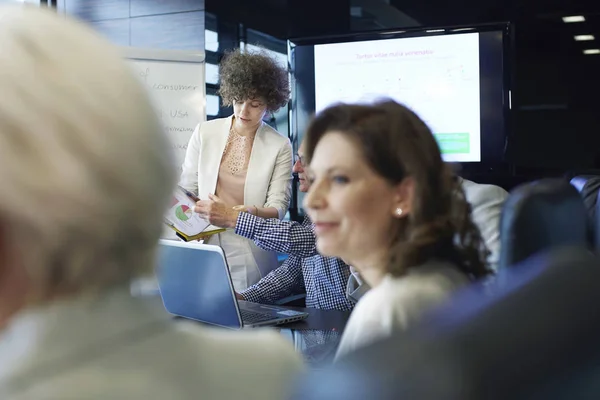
275;305;350;366
132;279;351;367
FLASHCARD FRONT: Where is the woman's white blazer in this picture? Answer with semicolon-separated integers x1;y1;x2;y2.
180;115;293;218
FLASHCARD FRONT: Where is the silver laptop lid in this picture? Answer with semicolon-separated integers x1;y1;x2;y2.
156;240;243;329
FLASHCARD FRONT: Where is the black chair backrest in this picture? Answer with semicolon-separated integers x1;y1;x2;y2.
291;246;600;400
595;187;600;252
498;179;588;268
570;175;599;194
570;175;600;245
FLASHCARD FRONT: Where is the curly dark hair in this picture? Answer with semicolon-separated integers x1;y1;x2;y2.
218;47;290;112
305;100;492;280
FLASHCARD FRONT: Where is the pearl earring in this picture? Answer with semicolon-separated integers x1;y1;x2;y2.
395;207;403;217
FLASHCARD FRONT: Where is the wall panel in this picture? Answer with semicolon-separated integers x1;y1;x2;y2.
131;11;204;50
130;0;204;17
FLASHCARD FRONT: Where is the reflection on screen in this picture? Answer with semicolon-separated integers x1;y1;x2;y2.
293;329;342;366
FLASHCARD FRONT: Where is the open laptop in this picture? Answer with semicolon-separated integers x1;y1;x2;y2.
156;239;309;329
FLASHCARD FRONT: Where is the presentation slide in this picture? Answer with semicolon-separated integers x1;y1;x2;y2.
314;33;481;162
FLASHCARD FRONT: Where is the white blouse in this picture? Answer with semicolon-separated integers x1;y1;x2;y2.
336;261;469;360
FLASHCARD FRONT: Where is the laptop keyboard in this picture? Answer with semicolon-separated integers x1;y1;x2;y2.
240;309;277;324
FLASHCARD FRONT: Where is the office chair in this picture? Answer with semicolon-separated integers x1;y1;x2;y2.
291;246;600;400
498;179;588;269
595;188;600;252
570;175;600;194
564;169;600;183
570;175;600;245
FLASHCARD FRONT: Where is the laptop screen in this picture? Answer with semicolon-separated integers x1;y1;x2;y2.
156;240;242;329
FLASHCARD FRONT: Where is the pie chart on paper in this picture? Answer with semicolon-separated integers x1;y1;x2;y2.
175;204;193;221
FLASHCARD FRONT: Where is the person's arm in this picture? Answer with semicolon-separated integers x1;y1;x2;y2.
240;255;305;304
194;197;319;257
469;185;509;272
235;212;318;258
261;140;293;219
179;123;201;194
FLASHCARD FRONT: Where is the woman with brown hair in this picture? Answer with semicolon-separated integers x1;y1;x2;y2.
303;100;492;359
181;48;293;291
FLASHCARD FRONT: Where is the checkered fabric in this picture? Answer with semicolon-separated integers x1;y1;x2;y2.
237;213;354;311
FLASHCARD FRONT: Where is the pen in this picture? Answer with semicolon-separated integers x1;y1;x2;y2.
178;185;200;202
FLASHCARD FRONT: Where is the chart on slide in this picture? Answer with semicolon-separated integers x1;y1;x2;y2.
314;33;481;162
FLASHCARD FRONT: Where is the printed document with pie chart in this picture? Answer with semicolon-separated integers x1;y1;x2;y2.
314;33;481;162
164;187;224;241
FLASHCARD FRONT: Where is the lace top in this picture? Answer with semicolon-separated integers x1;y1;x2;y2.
215;125;256;207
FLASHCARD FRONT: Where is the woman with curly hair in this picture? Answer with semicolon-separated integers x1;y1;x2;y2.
180;48;292;290
302;100;493;359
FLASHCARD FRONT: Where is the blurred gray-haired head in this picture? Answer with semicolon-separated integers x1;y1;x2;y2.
0;5;175;301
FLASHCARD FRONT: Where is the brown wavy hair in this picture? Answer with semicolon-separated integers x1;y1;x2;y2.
218;47;290;112
305;100;492;280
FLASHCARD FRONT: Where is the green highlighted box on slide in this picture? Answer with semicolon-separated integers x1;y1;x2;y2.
433;133;470;154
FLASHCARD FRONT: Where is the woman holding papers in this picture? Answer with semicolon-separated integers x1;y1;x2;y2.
303;100;493;359
180;48;293;291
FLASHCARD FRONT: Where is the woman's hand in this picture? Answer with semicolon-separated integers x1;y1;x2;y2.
194;194;239;229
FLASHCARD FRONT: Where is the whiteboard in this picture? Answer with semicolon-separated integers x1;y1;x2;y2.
122;48;206;169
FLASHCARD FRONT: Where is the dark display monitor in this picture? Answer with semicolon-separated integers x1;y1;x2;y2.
288;23;512;167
